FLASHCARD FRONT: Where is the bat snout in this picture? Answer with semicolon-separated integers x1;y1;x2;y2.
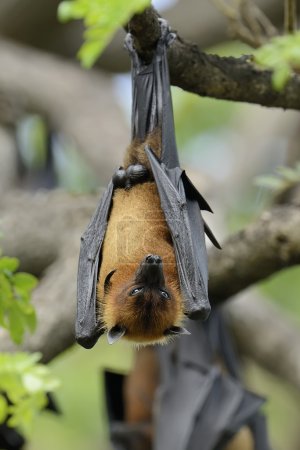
145;254;162;264
135;255;165;286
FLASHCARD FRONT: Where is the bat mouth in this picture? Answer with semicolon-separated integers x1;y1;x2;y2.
134;254;165;287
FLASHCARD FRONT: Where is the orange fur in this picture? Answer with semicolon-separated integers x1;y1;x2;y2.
224;426;255;450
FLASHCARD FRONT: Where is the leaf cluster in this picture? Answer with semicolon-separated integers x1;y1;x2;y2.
0;352;60;435
253;32;300;90
0;254;37;344
57;0;150;67
0;251;60;435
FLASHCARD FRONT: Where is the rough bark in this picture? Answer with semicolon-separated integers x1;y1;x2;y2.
209;206;300;303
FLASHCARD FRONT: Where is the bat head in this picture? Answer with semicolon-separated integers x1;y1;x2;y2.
100;254;186;345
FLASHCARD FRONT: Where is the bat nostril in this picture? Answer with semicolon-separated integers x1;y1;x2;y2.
146;254;162;264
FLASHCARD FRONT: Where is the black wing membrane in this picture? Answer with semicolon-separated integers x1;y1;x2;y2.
154;313;271;450
76;20;219;347
103;312;271;450
76;181;114;348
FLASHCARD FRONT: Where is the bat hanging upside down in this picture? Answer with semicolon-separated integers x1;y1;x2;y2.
76;22;218;350
97;130;188;345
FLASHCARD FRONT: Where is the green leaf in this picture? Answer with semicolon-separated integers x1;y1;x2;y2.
253;32;300;91
57;0;151;67
78;39;104;68
0;352;59;435
0;257;19;273
7;305;25;344
0;395;8;424
12;273;38;292
0;272;13;301
272;64;291;91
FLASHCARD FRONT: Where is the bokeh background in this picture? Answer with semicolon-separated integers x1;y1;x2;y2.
1;0;300;449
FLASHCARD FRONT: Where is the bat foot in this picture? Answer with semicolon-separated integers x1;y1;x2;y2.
112;164;150;189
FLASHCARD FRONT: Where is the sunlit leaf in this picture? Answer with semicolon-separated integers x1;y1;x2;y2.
0;395;7;423
7;306;25;345
272;64;291;91
13;273;38;292
58;0;151;67
0;257;19;273
254;32;300;91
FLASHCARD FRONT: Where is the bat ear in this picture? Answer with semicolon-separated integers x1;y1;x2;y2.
104;269;117;294
107;325;126;344
165;326;191;336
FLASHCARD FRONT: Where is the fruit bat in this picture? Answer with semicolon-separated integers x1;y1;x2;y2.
76;20;220;349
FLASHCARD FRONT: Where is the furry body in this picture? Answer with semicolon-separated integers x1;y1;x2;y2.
97;132;183;344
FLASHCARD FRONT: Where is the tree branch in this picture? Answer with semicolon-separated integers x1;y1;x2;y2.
209;206;300;303
284;0;297;33
128;6;300;110
213;0;278;48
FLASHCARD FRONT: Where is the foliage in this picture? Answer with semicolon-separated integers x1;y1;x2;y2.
57;0;150;67
0;253;37;344
253;32;300;91
0;250;60;435
0;352;60;435
255;162;300;193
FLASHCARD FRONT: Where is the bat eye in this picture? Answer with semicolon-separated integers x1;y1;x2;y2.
160;289;170;299
130;287;144;296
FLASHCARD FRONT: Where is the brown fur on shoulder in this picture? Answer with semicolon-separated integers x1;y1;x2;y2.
123;129;162;170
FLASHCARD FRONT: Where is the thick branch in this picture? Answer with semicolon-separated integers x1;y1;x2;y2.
209;206;300;303
128;6;300;110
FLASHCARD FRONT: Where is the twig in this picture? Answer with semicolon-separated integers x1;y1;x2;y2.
213;0;278;47
284;0;297;33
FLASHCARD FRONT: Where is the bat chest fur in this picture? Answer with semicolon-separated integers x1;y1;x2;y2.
99;182;176;285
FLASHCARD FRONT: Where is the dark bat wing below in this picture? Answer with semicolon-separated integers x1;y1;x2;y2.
76;181;114;349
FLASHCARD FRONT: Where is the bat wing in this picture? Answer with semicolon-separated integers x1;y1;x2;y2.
146;147;213;319
155;316;271;450
76;181;114;349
